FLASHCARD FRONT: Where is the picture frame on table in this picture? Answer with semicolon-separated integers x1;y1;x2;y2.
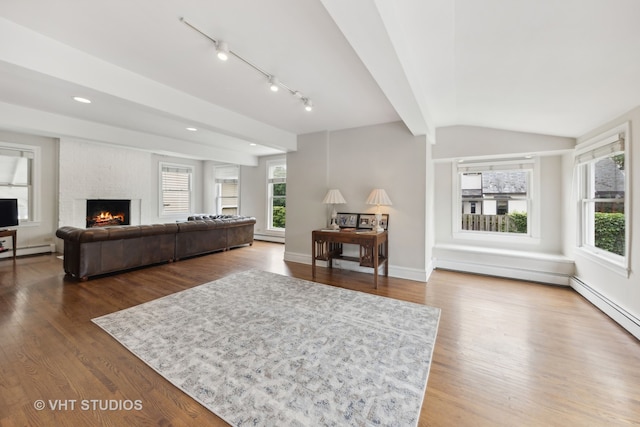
336;212;358;228
358;214;389;230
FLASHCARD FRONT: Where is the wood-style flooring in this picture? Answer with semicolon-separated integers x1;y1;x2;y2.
1;241;639;426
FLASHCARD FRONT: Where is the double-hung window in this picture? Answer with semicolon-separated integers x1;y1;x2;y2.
454;157;538;241
160;163;192;216
214;165;239;215
575;124;629;274
267;160;286;231
0;143;37;222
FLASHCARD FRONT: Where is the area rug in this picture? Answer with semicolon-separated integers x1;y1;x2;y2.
92;269;441;426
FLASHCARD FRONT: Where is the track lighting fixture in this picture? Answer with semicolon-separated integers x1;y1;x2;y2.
269;76;279;92
215;41;229;61
304;99;313;112
181;17;314;112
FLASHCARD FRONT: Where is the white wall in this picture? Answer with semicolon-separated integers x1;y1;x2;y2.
0;130;57;258
566;106;640;339
240;154;287;242
284;121;429;281
57;138;204;242
432;125;575;284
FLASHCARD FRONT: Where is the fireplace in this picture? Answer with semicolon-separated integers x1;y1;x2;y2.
86;199;130;228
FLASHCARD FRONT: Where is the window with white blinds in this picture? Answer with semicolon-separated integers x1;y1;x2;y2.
160;163;192;215
0;144;35;221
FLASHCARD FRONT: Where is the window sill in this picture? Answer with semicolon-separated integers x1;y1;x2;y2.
575;247;629;278
453;231;540;245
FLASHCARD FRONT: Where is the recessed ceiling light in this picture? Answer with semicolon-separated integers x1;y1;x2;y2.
186;127;198;132
249;143;257;146
73;96;91;104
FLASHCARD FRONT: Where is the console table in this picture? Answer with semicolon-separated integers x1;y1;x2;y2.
0;229;17;260
312;229;388;289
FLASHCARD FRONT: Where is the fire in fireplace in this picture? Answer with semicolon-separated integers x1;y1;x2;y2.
86;199;130;228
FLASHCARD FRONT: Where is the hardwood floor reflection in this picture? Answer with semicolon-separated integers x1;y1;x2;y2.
0;242;638;426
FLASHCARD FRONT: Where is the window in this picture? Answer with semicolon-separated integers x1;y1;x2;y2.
214;165;239;215
160;163;192;215
267;160;286;230
455;157;537;239
0;144;36;222
575;125;628;272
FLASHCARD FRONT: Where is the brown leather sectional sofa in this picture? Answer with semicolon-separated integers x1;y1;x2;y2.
56;216;255;281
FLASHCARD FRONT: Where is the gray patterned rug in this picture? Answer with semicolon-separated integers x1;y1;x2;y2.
92;269;441;426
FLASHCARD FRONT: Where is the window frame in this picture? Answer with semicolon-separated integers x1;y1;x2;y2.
214;165;240;216
266;159;286;232
159;162;193;217
452;156;540;244
574;122;630;276
0;142;41;224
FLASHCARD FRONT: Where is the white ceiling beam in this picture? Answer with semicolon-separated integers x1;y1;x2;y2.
0;102;259;165
321;0;434;141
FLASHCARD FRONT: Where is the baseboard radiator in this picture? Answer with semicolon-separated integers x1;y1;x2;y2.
0;243;56;259
570;277;640;340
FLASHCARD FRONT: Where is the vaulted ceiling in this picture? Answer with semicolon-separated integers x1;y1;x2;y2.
1;0;639;165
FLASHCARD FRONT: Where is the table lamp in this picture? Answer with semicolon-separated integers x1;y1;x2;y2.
322;189;347;229
365;189;392;232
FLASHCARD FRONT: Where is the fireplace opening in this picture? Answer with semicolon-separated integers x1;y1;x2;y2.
86;199;130;228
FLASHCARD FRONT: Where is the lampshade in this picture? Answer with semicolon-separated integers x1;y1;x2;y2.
365;189;392;206
322;189;347;204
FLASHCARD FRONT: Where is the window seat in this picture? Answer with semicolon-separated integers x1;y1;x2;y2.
433;243;575;286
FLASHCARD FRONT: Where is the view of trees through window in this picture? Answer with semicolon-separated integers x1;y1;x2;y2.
268;162;286;230
590;154;625;256
272;182;286;228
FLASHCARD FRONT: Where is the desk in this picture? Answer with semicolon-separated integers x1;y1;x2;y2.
0;229;17;260
312;229;388;289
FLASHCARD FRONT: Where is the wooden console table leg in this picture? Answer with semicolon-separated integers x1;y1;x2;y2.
11;231;16;260
312;238;317;280
0;229;17;261
373;242;379;290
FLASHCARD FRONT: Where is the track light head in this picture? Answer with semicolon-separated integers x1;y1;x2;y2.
269;76;279;92
304;99;313;112
216;41;229;61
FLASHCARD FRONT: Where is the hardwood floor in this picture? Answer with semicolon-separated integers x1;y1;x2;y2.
1;241;639;426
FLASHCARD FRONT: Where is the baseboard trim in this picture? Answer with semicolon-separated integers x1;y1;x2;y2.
254;234;285;244
570;277;640;340
283;251;428;282
0;243;55;259
434;258;570;286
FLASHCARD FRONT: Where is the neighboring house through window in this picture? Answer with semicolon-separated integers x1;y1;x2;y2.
160;163;192;216
455;157;538;241
267;159;286;231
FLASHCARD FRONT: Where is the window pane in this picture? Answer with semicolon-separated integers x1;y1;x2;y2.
269;165;287;179
161;166;191;214
594;205;625;256
272;197;286;228
267;161;286;230
0;153;32;221
593;155;625;200
460;170;528;234
586;153;625;256
273;182;286;197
